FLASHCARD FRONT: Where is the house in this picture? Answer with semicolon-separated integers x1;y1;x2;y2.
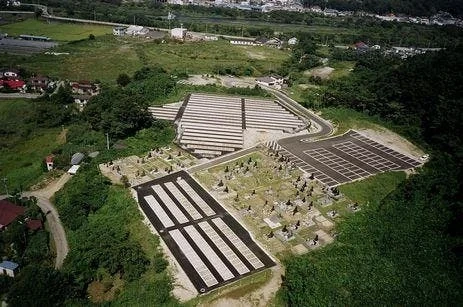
255;76;276;87
288;37;298;45
171;27;187;40
1;68;19;78
0;261;19;277
26;219;43;231
265;37;283;48
0;199;25;230
354;41;369;52
29;76;49;92
255;75;285;88
45;155;54;171
125;25;149;36
113;26;127;36
73;94;91;111
0;79;26;91
70;81;100;96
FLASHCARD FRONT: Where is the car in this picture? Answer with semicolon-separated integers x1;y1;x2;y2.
420;154;429;161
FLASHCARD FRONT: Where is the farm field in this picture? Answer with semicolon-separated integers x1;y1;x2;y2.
0;19;112;41
0;20;289;83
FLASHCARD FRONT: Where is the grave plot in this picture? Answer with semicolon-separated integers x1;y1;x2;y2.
244;98;306;132
193;149;352;256
99;145;197;186
134;171;275;294
276;130;422;187
150;94;308;159
178;94;244;158
148;102;182;121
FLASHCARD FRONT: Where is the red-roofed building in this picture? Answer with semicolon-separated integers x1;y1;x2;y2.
26;219;43;231
0;79;26;91
0;199;26;230
45;155;54;171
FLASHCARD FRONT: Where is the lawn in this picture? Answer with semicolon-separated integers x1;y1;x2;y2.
321;107;387;134
0;99;63;192
0;18;112;41
339;171;407;206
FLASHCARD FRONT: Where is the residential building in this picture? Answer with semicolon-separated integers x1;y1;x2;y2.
29;75;49;92
0;261;19;277
255;75;285;88
45;155;54;171
0;200;25;231
125;25;149;36
113;26;127;36
171;27;188;40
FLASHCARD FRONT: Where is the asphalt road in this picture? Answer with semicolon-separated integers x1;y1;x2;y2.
263;86;334;142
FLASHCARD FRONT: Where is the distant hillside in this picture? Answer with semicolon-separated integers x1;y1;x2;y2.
302;0;463;17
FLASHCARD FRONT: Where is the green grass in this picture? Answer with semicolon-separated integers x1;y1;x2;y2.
339;171;407;206
0;19;289;83
0;19;112;42
329;61;356;79
0;99;63;191
321;107;387;134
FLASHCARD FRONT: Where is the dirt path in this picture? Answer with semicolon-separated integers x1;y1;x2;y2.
204;265;284;307
24;173;71;269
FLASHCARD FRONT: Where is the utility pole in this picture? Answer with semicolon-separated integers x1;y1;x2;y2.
2;177;8;197
106;133;110;150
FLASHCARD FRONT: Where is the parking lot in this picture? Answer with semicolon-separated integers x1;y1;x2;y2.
134;171;275;293
277;130;422;187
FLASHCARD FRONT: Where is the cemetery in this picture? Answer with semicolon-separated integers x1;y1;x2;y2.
99;145;198;186
192;147;359;257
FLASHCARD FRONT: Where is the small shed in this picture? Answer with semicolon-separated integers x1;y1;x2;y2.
68;164;81;175
0;260;19;277
171;27;187;40
45;155;54;171
71;152;84;165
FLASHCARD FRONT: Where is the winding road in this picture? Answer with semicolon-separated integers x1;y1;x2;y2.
2;173;71;269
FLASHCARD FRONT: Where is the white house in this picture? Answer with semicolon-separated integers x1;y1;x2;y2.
171;27;187;40
0;260;19;277
113;26;127;36
288;37;298;45
255;75;285;88
73;94;91;111
126;25;149;36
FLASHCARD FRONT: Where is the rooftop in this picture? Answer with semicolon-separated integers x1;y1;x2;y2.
0;199;25;229
0;260;19;271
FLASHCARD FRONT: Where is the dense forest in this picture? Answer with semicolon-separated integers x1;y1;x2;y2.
281;46;463;305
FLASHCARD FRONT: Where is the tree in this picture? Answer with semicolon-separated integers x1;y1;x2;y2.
7;266;79;306
116;73;131;87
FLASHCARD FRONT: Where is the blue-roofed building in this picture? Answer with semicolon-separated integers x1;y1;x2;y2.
0;260;19;277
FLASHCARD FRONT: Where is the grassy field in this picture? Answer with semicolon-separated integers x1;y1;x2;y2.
339;171;407;206
0;20;289;83
0;19;112;41
0;99;63;192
